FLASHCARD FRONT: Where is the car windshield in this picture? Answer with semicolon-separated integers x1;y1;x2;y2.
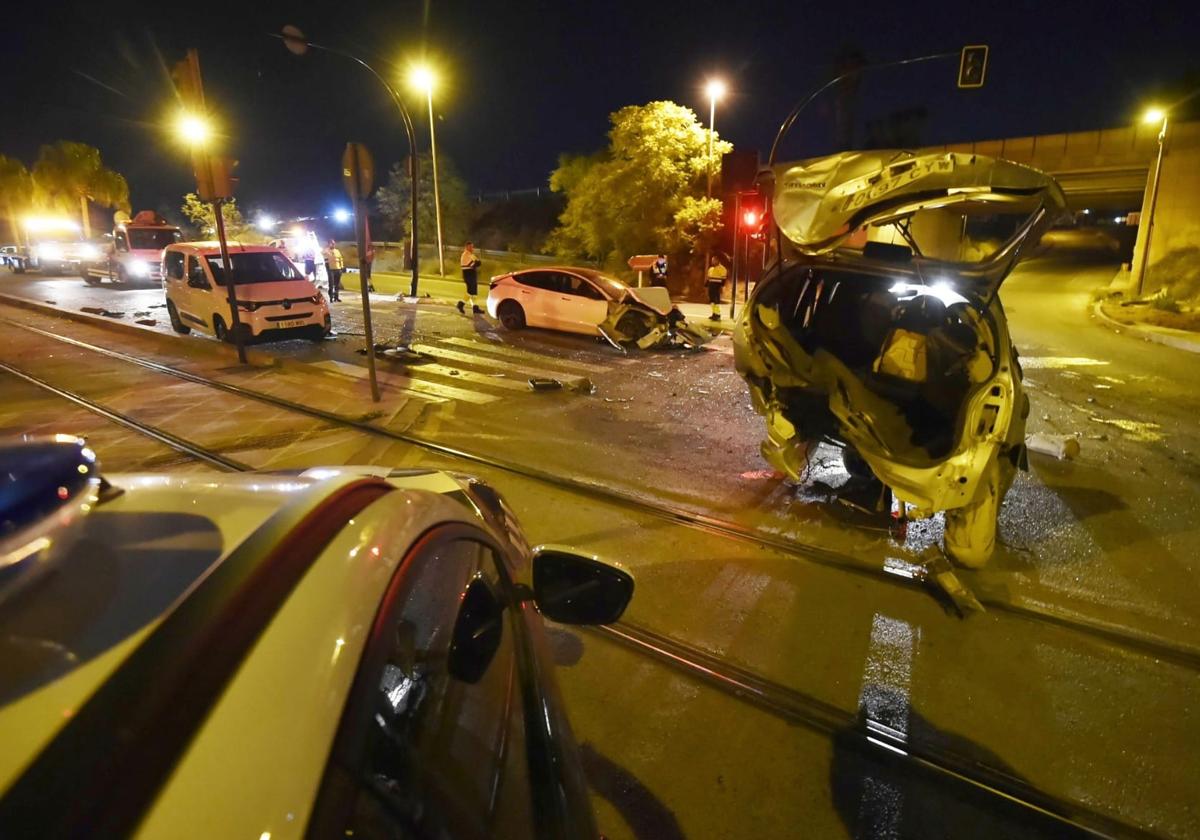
205;252;302;285
574;269;628;300
128;229;182;250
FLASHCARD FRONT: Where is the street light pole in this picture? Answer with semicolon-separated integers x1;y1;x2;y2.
276;27;421;296
411;67;446;277
704;79;725;199
1134;112;1168;298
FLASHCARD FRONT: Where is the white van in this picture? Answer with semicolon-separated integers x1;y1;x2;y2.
162;242;331;343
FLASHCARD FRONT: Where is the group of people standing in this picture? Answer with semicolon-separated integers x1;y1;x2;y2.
650;252;729;322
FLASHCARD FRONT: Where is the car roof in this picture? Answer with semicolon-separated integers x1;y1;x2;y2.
167;241;283;256
0;463;483;807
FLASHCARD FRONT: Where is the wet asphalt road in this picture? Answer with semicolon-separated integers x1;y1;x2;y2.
2;252;1199;836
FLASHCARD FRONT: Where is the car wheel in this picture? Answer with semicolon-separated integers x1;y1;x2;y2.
167;301;191;334
213;315;229;342
497;300;526;330
306;326;328;343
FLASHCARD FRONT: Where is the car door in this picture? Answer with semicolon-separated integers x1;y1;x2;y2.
310;529;535;839
179;256;214;332
511;271;557;328
549;272;610;334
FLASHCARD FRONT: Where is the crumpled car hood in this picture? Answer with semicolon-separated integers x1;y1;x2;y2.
772;150;1069;291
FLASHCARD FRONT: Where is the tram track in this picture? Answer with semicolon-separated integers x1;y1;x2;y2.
0;319;1168;836
2;311;1199;676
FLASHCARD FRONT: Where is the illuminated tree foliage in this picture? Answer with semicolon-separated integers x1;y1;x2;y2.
0;155;34;244
32;141;129;236
547;101;731;273
180;193;256;241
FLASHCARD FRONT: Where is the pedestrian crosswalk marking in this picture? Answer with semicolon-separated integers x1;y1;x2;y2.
409;343;590;385
438;336;612;374
311;360;494;404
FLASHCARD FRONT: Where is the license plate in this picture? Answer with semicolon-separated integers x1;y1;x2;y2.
278;319;307;329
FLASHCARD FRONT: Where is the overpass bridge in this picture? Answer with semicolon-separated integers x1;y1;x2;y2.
916;123;1173;212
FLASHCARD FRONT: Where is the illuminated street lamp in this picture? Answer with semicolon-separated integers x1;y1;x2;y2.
175;112;212;147
409;64;445;276
704;79;727;199
256;214;277;231
1133;106;1169;297
332;207;352;224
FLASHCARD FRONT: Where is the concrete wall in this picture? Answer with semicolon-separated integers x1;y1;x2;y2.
1131;120;1200;293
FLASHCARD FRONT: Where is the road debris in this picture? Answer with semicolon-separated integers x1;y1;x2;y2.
1026;433;1081;460
135;319;157;327
529;378;563;391
915;548;985;616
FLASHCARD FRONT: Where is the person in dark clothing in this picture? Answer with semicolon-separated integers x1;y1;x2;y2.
457;242;483;314
651;254;668;287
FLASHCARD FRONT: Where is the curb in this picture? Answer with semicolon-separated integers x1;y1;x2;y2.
0;292;282;369
1091;299;1200;354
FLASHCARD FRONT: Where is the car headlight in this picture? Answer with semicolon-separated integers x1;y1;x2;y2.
309;294;323;305
78;244;99;260
128;259;150;277
237;300;260;312
37;244;63;261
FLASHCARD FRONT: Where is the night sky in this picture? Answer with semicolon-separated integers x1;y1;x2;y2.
2;0;1194;219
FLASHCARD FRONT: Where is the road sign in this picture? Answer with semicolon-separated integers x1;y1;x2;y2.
342;143;375;201
958;45;988;89
627;255;659;271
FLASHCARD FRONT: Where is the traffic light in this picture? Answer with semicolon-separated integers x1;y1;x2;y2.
211;157;239;199
958;45;988;89
739;196;766;238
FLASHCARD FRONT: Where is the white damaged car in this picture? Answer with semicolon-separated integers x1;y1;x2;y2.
734;150;1069;567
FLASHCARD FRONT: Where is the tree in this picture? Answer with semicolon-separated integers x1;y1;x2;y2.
32;141;129;238
375;152;471;247
180;193;257;242
0;155;34;245
546;101;732;276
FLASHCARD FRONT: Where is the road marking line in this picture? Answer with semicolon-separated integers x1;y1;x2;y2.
438;336;612;373
1020;356;1109;369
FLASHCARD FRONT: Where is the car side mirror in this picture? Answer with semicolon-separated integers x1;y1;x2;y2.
531;547;633;625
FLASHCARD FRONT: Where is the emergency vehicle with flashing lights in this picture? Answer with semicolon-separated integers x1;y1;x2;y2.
81;210;182;285
2;217;98;275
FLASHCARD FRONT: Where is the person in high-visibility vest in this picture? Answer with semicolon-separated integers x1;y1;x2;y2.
706;256;727;321
458;242;483;314
323;240;344;302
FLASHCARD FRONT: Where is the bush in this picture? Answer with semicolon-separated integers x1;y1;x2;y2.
1151;293;1181;313
1147;245;1200;302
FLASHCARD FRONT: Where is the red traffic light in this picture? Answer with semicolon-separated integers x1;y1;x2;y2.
742;209;759;228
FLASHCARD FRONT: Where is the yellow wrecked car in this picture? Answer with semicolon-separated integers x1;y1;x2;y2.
734;150;1068;567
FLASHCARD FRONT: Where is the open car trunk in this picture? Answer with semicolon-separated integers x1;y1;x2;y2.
771;150;1069;298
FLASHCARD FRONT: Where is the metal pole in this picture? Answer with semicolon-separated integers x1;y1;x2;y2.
428;90;445;277
1134;116;1168;298
352;189;380;402
273;32;420;297
707;95;716;199
212;196;247;364
730;192;741;320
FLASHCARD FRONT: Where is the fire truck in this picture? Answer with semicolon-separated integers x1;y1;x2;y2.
81;211;182;284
